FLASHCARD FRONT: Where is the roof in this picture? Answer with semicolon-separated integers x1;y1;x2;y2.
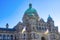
47;15;53;21
0;28;16;31
24;3;37;16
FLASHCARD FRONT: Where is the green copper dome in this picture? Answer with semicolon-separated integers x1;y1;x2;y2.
25;3;37;16
22;3;39;23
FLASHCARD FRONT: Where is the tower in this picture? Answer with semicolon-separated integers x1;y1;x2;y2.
22;3;39;40
22;3;39;31
47;15;54;32
47;15;54;27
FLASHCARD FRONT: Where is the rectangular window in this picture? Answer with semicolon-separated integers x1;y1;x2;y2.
36;27;41;30
0;34;2;40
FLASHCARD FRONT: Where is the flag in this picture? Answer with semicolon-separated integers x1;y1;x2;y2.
22;27;26;34
44;29;49;35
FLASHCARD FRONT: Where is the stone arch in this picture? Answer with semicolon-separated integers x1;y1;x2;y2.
41;37;46;40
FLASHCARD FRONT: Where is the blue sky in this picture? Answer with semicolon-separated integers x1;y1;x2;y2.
0;0;60;32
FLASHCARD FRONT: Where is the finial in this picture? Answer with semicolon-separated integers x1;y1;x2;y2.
29;3;32;8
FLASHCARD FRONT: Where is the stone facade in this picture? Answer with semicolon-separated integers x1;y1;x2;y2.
0;3;60;40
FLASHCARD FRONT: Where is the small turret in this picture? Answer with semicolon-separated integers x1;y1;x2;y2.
47;15;54;26
47;15;53;22
6;23;9;29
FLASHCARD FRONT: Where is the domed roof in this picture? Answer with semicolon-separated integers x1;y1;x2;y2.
24;3;38;16
47;15;52;21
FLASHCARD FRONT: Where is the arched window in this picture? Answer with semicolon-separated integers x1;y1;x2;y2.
11;35;13;40
24;34;25;39
41;37;45;40
0;34;2;40
7;35;10;40
3;34;6;40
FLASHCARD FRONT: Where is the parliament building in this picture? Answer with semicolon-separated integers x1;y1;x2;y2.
0;3;60;40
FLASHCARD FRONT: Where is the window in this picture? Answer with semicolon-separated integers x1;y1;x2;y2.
0;34;2;40
42;27;44;30
36;27;41;30
24;34;25;39
50;34;56;40
3;34;6;40
35;34;39;39
24;34;25;37
33;27;35;29
11;35;13;40
31;33;39;39
31;33;35;39
39;27;41;30
15;36;17;40
45;27;46;30
7;35;10;40
41;37;45;40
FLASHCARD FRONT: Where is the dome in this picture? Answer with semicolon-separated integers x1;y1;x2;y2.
47;15;53;21
24;3;38;17
22;3;39;23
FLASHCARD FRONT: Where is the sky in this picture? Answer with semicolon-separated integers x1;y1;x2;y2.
0;0;60;32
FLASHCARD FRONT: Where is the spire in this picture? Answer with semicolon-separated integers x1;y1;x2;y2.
29;3;32;8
